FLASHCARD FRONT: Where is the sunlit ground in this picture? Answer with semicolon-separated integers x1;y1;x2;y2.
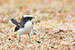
0;0;75;50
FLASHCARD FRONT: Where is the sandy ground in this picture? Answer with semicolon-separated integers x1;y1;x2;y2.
0;0;75;50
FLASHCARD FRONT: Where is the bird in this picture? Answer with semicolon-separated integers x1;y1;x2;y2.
9;15;34;42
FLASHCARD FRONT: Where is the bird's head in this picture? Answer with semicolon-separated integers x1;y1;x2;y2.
22;15;34;21
17;15;34;21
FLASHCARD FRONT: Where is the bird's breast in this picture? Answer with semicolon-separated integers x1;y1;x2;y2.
17;21;33;34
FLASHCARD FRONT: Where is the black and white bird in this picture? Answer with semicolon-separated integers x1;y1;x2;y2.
9;15;34;42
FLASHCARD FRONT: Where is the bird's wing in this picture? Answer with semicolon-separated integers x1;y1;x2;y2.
9;18;20;26
9;17;22;32
14;26;20;31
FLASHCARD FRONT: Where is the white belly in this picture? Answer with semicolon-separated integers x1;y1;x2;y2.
17;21;33;34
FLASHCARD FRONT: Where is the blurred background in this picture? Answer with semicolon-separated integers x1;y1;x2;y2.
0;0;75;21
0;0;75;50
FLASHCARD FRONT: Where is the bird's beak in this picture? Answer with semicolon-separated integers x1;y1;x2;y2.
33;17;35;19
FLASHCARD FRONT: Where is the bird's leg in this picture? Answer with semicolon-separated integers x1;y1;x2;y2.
18;33;21;42
28;33;31;43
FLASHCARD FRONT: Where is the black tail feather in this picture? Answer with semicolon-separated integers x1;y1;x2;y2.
14;26;20;31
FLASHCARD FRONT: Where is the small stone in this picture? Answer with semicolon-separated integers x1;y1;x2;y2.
60;37;63;39
32;30;37;35
51;46;54;48
36;41;41;43
8;38;11;40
